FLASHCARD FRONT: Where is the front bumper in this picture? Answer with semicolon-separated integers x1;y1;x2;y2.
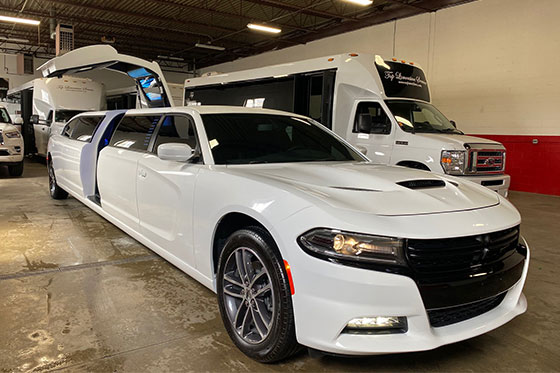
0;135;24;164
290;243;529;355
460;174;510;197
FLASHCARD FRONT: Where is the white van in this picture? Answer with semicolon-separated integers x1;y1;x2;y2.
184;53;510;196
7;76;105;157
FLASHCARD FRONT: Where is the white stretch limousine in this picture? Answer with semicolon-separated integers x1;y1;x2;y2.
47;106;529;362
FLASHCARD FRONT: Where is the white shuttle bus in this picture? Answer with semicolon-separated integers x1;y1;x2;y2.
7;76;105;157
184;53;510;196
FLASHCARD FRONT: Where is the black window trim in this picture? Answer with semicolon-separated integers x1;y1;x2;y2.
150;113;204;164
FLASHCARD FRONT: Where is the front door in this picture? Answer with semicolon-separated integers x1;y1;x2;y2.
347;101;394;164
97;114;162;232
137;114;202;266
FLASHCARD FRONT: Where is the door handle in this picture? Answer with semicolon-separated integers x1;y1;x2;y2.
138;169;147;178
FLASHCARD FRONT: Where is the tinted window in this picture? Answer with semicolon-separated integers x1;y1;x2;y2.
70;116;104;142
62;118;79;137
375;60;430;102
110;115;161;151
202;114;364;165
0;108;11;123
353;102;391;134
153;115;199;152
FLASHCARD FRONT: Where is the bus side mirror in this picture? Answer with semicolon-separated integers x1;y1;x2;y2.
357;113;372;133
30;115;39;124
450;120;457;128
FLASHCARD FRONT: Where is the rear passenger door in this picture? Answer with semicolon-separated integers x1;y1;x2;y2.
137;114;203;265
63;115;104;196
97;114;161;232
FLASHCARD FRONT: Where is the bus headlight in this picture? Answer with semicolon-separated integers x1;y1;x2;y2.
298;228;406;266
441;150;466;175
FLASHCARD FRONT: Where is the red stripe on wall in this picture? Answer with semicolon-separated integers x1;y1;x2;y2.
472;135;560;196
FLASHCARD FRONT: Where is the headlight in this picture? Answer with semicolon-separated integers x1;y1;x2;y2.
4;131;21;139
441;150;466;175
298;228;406;266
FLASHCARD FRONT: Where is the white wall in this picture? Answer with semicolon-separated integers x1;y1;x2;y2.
201;0;560;136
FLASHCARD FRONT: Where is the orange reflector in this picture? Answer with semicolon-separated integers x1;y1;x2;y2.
441;157;452;164
284;260;295;295
328;58;334;62
349;53;358;57
401;60;406;63
409;62;414;65
392;58;397;61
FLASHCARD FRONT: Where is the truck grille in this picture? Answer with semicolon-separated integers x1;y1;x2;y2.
0;132;3;145
465;144;506;174
427;292;506;327
406;226;520;282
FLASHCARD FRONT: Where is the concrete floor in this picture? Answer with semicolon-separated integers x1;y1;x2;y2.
1;160;559;372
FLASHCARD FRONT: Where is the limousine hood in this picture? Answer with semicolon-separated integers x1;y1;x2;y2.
228;162;500;216
0;123;18;133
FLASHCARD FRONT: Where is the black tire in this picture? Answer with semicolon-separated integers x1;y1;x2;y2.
48;160;68;200
8;161;24;177
217;226;300;363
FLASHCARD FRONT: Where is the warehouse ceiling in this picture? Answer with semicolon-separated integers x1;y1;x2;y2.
0;0;474;71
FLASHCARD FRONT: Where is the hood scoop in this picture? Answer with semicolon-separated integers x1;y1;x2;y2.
397;179;446;189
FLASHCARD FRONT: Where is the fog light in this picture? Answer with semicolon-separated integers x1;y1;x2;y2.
344;316;407;334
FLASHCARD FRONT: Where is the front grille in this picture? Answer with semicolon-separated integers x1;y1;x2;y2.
0;132;3;145
406;226;520;283
0;150;9;156
466;146;506;174
427;292;507;327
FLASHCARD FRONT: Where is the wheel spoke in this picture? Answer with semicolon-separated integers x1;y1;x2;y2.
223;287;244;299
254;283;271;298
249;269;266;288
235;250;246;284
242;250;255;283
254;299;272;329
240;303;252;338
250;306;266;338
224;273;244;288
234;301;249;331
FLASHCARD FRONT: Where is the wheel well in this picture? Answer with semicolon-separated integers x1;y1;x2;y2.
396;160;431;171
212;212;267;274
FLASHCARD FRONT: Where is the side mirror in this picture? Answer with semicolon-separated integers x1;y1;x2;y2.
157;143;194;162
357;113;372;133
14;117;23;125
30;115;39;124
450;120;457;128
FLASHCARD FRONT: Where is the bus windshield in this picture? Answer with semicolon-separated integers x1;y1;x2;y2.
385;100;462;134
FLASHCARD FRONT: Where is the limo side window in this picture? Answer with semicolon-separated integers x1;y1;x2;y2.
70;116;105;142
110;115;161;151
153;115;201;162
62;118;79;138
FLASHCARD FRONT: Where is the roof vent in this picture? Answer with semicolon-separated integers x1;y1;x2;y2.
397;179;446;189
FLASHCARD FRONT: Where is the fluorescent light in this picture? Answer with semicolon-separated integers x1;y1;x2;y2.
0;15;40;26
343;0;373;5
195;43;225;51
157;55;185;62
0;36;29;43
247;23;281;34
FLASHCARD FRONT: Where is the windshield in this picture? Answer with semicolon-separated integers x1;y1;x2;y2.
0;108;11;123
385;100;462;134
201;114;365;165
55;110;84;123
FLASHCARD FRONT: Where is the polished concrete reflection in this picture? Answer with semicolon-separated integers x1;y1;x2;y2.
1;160;559;371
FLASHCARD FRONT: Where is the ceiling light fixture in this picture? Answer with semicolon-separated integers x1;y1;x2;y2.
0;15;40;26
0;36;29;43
247;23;281;34
343;0;373;5
195;43;226;51
157;55;185;62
